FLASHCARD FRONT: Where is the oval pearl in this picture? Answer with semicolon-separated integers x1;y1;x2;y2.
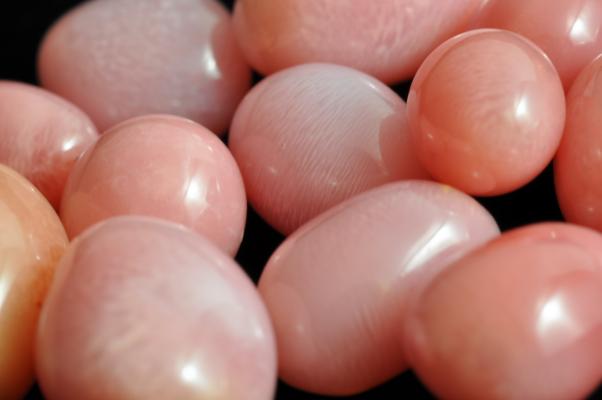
555;55;602;230
0;165;68;400
60;115;246;255
408;29;565;196
404;223;602;400
229;63;428;235
36;216;276;400
38;0;250;134
0;81;97;209
232;0;484;83
259;181;499;395
478;0;602;89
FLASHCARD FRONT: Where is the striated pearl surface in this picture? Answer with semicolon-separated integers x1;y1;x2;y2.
0;165;68;400
408;29;566;196
60;115;246;255
404;223;602;400
232;0;484;83
0;81;97;209
36;216;277;400
38;0;250;134
229;63;428;235
478;0;602;89
555;55;602;230
258;181;499;395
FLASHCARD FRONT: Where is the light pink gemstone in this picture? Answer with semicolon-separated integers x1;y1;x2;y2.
403;223;602;400
0;81;97;209
38;0;250;134
60;115;246;255
233;0;484;83
408;29;566;196
259;181;499;395
36;216;276;400
229;63;428;235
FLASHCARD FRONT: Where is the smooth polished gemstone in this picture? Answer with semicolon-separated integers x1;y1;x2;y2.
408;29;566;196
38;0;250;134
233;0;484;83
478;0;602;89
0;165;68;400
555;55;602;230
404;223;602;400
229;63;428;235
0;81;97;209
36;216;276;400
60;115;246;255
258;181;499;395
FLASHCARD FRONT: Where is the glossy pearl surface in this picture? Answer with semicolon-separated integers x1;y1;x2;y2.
38;0;250;134
0;165;68;400
60;115;246;255
408;29;566;196
404;223;602;400
0;81;97;208
259;181;499;395
229;63;428;235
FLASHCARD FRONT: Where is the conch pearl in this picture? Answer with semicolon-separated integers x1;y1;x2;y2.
259;181;499;395
408;29;565;196
0;165;68;400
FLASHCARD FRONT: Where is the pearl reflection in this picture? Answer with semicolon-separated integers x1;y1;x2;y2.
201;47;222;80
61;137;78;152
180;361;211;391
569;3;599;45
184;174;209;215
0;267;15;314
536;292;584;354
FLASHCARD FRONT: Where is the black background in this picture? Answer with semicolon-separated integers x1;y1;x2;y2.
0;1;578;399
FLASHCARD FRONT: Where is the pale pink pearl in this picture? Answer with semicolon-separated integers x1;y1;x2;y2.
233;0;484;83
0;81;97;209
408;29;565;196
478;0;602;89
259;181;499;395
60;115;246;255
403;223;602;400
36;216;276;400
229;63;428;235
38;0;250;134
0;165;68;400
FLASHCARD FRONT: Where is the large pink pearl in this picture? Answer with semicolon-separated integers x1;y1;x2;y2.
404;223;602;400
38;0;250;134
555;55;602;230
0;81;97;209
36;216;277;400
0;165;68;400
229;63;428;235
259;181;499;395
408;29;566;196
233;0;484;83
60;115;246;255
478;0;602;89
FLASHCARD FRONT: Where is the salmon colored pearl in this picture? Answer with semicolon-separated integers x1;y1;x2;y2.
408;29;565;196
36;216;277;400
0;81;97;209
0;165;68;400
38;0;250;134
259;181;499;395
404;223;602;400
60;115;246;255
229;63;428;235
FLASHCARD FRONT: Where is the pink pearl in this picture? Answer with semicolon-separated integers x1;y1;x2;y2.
229;63;428;235
0;81;97;209
38;0;250;134
60;115;246;255
478;0;602;89
233;0;484;83
0;165;68;400
403;223;602;400
36;216;276;400
408;29;565;196
259;181;499;395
